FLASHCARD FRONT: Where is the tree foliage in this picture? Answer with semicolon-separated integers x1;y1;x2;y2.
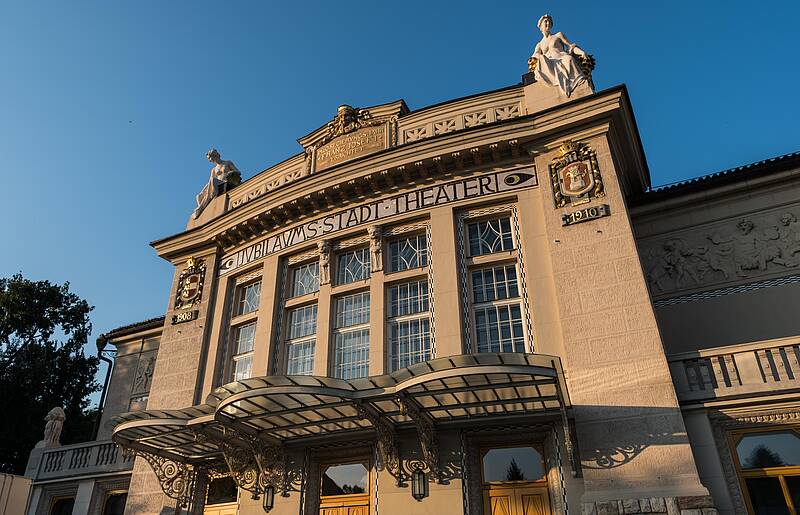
0;274;99;474
505;458;525;481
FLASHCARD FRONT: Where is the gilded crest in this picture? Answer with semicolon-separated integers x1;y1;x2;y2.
550;140;605;208
174;257;206;310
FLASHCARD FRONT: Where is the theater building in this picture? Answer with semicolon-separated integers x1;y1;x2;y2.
24;16;800;515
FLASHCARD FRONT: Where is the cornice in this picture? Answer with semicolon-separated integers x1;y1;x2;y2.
152;87;637;262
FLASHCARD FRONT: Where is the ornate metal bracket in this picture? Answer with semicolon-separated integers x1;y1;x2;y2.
122;447;200;509
354;401;402;485
554;376;580;478
215;427;287;498
397;394;442;483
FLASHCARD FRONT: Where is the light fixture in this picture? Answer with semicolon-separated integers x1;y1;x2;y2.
411;468;427;501
262;485;275;512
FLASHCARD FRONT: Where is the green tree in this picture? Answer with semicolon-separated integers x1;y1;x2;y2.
0;274;99;474
505;458;525;481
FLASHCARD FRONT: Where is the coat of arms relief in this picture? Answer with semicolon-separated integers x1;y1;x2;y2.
642;211;800;295
174;257;206;310
550;140;605;208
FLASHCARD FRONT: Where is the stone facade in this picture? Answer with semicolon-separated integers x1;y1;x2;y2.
24;20;800;515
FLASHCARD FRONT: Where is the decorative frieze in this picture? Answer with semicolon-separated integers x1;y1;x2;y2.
402;101;522;144
640;207;800;297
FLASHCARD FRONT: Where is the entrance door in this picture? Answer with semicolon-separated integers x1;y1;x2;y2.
482;446;551;515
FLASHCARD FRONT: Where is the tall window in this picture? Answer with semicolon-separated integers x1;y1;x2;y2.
286;304;317;375
463;214;527;354
333;292;370;379
388;234;428;272
468;217;514;256
472;264;524;353
388;280;431;370
291;262;320;297
337;248;370;285
228;279;261;382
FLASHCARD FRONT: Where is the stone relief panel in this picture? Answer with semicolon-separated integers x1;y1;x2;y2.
229;160;307;210
639;207;800;298
131;351;157;396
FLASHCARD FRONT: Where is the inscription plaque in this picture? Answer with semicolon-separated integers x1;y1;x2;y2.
562;204;610;226
315;125;386;171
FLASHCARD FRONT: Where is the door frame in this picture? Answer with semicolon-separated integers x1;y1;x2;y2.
463;425;566;515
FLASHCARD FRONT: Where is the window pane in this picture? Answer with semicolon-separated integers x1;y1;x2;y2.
101;493;127;515
471;265;519;303
475;303;525;353
785;476;800;514
468;217;514;256
50;499;75;515
390;318;432;370
288;305;318;339
233;355;252;381
482;447;545;483
206;477;238;505
337;248;370;285
321;463;368;496
333;329;370;379
744;477;790;515
389;234;428;272
287;340;315;375
292;262;320;297
335;292;370;328
389;280;429;317
234;323;256;354
736;431;800;469
237;281;261;315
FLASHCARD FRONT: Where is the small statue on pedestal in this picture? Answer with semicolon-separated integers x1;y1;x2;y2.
528;14;595;97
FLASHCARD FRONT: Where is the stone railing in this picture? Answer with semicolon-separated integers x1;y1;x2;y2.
669;336;800;403
30;440;134;482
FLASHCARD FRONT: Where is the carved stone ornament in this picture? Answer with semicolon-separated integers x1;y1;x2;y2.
641;210;800;296
174;257;206;310
368;226;383;272
550;140;605;208
301;103;403;174
318;240;331;286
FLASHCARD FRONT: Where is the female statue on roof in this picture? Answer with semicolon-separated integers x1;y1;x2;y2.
528;14;591;97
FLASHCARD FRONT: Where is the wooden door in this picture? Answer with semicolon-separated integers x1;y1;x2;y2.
204;502;238;515
484;485;550;515
319;493;369;515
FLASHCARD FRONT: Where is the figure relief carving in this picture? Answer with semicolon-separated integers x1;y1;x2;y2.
193;149;242;219
318;240;331;285
36;407;65;448
644;211;800;294
368;226;383;272
132;355;156;395
528;14;595;96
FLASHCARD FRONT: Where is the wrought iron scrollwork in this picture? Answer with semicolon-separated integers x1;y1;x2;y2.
122;447;198;508
354;401;401;484
213;427;287;499
397;394;441;483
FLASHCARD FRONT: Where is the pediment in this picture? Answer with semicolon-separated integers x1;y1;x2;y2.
298;100;409;173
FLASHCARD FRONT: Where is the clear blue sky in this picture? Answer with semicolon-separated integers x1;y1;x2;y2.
2;1;798;398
